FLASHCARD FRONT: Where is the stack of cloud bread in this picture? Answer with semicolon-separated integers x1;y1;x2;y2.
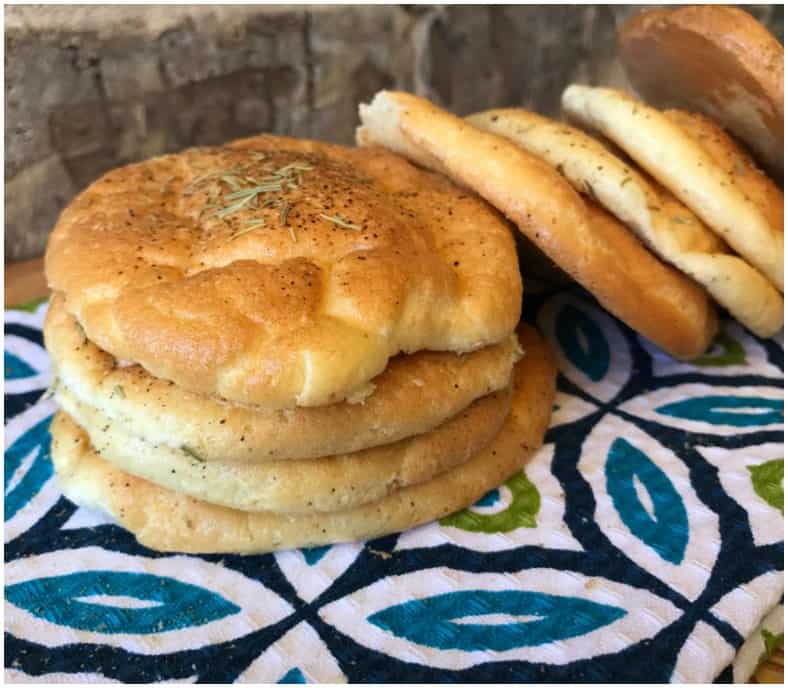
43;134;557;555
356;12;783;345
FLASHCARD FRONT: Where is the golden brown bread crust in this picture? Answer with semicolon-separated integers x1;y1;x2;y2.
56;379;511;514
50;324;557;554
582;200;719;354
619;5;784;176
45;135;521;408
45;293;521;462
358;91;718;359
663;109;784;239
467;108;783;337
562;85;784;293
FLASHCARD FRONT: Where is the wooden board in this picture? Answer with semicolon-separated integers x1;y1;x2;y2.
5;257;47;307
753;642;784;684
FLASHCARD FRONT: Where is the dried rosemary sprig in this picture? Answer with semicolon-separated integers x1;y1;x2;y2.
225;183;284;200
280;202;297;243
183;168;244;194
214;192;258;219
230;218;267;241
185;160;315;244
319;213;363;231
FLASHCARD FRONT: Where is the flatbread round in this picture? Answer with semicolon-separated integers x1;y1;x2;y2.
55;378;511;514
45;294;520;462
50;325;557;554
45;135;521;408
561;85;783;292
618;5;783;176
357;91;718;359
662;109;784;239
467;108;783;337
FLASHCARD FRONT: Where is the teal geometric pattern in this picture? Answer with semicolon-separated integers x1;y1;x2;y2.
657;396;783;427
5;570;241;634
605;438;689;564
367;589;627;650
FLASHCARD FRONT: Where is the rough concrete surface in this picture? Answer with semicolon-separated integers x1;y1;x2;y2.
5;4;783;261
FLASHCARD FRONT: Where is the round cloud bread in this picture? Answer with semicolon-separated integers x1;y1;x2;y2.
45;294;521;462
662;109;784;243
50;325;557;554
618;5;783;177
45;135;522;409
561;85;784;293
357;91;718;359
55;378;511;514
467;108;783;337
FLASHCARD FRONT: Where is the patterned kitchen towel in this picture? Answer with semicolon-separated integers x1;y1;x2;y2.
4;291;784;683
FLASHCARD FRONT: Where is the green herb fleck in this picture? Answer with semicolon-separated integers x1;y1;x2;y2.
213;194;257;219
184;168;244;194
42;376;59;401
181;445;206;463
224;184;283;200
275;162;314;175
74;321;88;346
280;201;291;226
230;221;266;240
319;213;363;231
279;202;297;242
584;181;600;204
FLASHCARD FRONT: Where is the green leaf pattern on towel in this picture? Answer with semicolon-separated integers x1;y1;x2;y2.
748;459;784;514
692;331;747;367
756;629;784;673
440;472;540;533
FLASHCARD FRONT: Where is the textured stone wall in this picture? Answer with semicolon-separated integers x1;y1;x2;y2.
5;4;783;261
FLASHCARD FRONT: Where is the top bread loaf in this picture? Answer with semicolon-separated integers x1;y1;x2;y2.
45;135;522;408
